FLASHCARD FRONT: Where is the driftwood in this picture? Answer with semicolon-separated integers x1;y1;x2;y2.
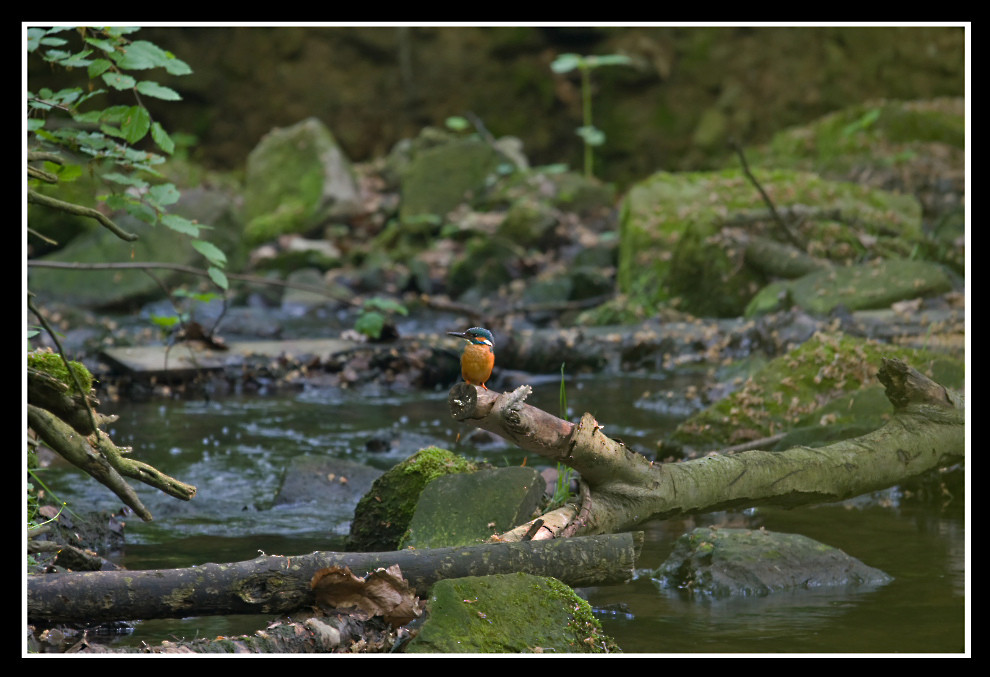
449;357;964;540
28;532;641;624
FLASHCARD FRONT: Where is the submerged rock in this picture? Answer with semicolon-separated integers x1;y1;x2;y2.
653;526;892;598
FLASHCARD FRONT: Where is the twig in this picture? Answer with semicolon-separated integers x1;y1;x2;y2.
27;293;100;437
729;140;804;249
28;259;361;307
27;189;139;242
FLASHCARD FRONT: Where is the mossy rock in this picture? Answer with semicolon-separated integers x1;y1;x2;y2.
400;467;545;549
446;235;519;299
398;138;501;223
242;117;360;244
346;447;479;552
752;98;965;175
617;167;922;317
404;573;619;653
745;258;954;316
668;331;963;452
653;527;892;598
496;197;559;248
29;187;242;309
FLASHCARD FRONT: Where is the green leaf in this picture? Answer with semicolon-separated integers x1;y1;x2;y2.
26;28;47;52
150;122;175;154
102;27;142;38
585;53;632;69
121;105;151;144
102;172;147;187
551;53;583;74
148;183;180;207
96;104;132;123
46;161;83;183
114;40;191;75
576;125;605;147
363;297;408;315
445;115;470;131
150;314;181;330
49;87;83;106
162;54;193;76
56;50;94;68
84;37;117;53
355;311;385;339
136;80;181;101
207;266;229;290
192;239;227;267
161;213;201;236
87;58;113;78
125;200;158;224
41;49;73;64
841;107;882;137
112;40;168;69
101;71;136;90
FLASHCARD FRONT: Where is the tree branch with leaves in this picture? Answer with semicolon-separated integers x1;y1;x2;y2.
26;26;218;528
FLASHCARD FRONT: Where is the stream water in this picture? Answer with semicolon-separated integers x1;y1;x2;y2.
35;373;967;654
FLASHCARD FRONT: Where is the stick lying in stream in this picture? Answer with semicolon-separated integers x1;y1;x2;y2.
27;532;641;624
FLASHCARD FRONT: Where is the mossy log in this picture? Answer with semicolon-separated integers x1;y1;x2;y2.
448;357;964;539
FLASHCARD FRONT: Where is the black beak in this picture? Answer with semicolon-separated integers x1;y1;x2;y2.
447;331;467;339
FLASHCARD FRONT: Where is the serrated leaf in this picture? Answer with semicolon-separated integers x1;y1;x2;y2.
57;50;94;68
97;104;132;123
150;122;175;154
26;28;47;52
125;200;158;224
114;40;175;70
121;105;151;144
42;49;72;63
136;80;182;101
102;26;142;37
192;240;227;267
207;266;229;290
100;123;126;141
47;162;83;183
102;172;147;187
161;213;201;236
87;58;113;78
102;71;136;90
84;37;117;53
148;183;181;207
162;54;192;76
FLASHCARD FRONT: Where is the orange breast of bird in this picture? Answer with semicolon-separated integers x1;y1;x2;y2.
461;342;495;388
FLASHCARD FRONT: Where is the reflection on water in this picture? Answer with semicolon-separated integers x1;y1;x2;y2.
37;376;966;654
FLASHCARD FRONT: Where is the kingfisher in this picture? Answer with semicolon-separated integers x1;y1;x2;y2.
447;327;495;389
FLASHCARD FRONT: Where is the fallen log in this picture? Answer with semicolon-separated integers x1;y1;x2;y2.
28;532;641;624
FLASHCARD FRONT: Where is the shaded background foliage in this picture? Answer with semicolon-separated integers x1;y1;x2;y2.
29;26;965;189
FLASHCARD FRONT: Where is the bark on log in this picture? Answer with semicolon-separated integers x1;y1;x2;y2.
28;532;641;624
449;358;965;539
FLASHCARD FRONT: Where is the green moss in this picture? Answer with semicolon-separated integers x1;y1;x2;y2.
405;574;619;653
617;167;922;317
27;349;93;394
347;447;478;552
670;332;964;449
